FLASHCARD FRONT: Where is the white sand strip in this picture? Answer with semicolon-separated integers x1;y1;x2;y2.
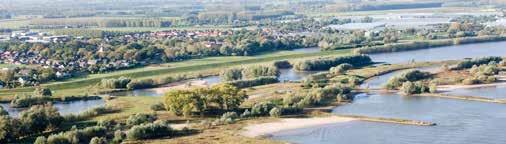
241;116;354;138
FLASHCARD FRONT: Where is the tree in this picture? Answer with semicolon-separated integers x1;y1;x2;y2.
89;137;107;144
220;68;243;81
163;84;246;116
126;113;157;126
330;63;353;75
0;106;8;116
210;84;247;110
18;104;63;134
34;87;52;97
0;116;19;143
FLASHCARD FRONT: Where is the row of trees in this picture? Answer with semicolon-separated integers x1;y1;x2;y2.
220;65;279;81
0;104;64;143
385;70;432;90
163;84;247;117
293;55;372;71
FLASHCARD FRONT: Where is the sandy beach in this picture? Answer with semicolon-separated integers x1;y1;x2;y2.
241;116;355;138
438;76;506;91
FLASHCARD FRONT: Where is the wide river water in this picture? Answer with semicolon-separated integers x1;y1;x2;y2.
0;99;105;117
271;41;506;144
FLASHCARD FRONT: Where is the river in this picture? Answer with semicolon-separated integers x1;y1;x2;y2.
0;99;105;117
108;68;322;97
271;41;506;144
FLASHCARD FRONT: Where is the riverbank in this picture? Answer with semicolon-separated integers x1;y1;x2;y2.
417;93;506;104
241;116;355;138
437;76;506;91
354;35;506;54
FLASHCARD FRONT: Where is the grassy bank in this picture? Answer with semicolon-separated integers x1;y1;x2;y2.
0;49;352;99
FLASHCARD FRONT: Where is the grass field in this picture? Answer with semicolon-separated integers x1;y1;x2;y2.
0;49;352;98
0;19;31;29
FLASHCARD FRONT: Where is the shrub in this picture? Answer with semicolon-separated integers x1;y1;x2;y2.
213;112;239;125
10;96;52;108
100;77;131;89
19;104;64;134
251;102;276;116
330;63;353;75
0;116;18;143
462;78;480;85
293;55;372;71
0;106;8;116
126;113;157;126
97;119;117;130
272;60;292;68
89;137;107;144
225;76;279;88
150;103;165;111
220;68;243;81
126;121;173;140
33;87;52;97
64;106;117;122
127;79;155;90
34;136;47;144
240;109;252;118
385;70;431;89
269;107;282;117
242;65;280;79
400;81;431;94
113;130;125;144
44;126;107;144
46;134;70;144
453;56;502;70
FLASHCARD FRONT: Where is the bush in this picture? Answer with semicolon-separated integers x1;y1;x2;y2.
150;103;165;111
225;76;279;88
89;137;107;144
46;134;70;144
10;96;52;108
0;106;7;116
44;126;107;144
242;65;280;79
113;130;126;144
273;60;292;68
213;112;238;125
19;104;64;134
33;87;52;97
126;113;157;126
400;81;431;94
0;116;18;143
220;68;243;81
330;63;353;75
240;109;252;118
453;56;502;70
64;106;117;122
251;102;276;116
293;55;372;71
269;107;282;117
126;121;173;140
34;136;47;144
100;77;131;89
127;79;155;90
385;70;431;89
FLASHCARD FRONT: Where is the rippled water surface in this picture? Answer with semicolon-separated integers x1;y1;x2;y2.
272;93;506;144
369;41;506;64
